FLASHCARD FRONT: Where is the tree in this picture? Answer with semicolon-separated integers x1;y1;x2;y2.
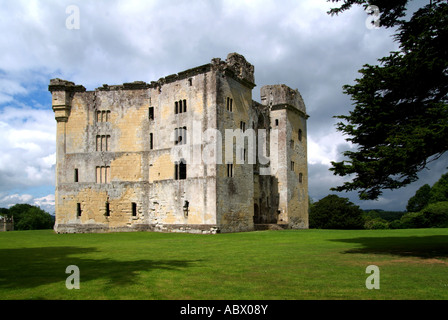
328;1;448;200
406;184;431;212
428;172;448;204
309;194;365;229
5;204;54;230
395;202;448;228
328;0;411;28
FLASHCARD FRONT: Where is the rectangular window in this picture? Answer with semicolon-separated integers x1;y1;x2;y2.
96;110;111;123
175;100;187;114
101;135;105;151
226;97;233;112
150;133;153;150
96;136;100;151
240;121;246;132
74;169;79;183
105;202;110;216
174;161;187;180
227;163;234;177
275;119;279;126
182;126;187;145
149;107;154;120
290;161;295;172
96;135;111;151
101;166;107;184
174;127;187;145
96;166;110;184
132;202;137;217
96;166;101;183
179;162;187;180
298;129;303;142
76;203;82;217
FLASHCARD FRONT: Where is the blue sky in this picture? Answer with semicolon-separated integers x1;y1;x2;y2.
0;0;445;214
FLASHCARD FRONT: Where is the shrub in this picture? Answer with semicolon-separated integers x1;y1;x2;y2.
364;218;389;229
395;202;448;228
419;201;448;228
309;194;364;229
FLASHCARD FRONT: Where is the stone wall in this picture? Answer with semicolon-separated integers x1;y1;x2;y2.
50;53;308;234
0;216;14;232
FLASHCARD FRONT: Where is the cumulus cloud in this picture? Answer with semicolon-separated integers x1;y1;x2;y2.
0;192;55;213
0;106;56;191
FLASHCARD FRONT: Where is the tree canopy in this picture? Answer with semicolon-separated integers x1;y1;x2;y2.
309;194;365;229
406;184;431;212
328;1;448;200
0;204;54;230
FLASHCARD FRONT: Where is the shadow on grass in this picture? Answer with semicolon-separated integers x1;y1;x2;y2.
0;246;199;289
329;235;448;259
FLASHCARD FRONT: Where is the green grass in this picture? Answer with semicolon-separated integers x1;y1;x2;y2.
0;228;447;300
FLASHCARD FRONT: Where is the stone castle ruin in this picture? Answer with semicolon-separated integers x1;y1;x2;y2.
50;53;308;234
0;216;14;232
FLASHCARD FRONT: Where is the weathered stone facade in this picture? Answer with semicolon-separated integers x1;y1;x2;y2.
0;216;14;232
50;53;308;234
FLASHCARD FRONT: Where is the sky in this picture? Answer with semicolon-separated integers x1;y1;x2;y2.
0;0;446;214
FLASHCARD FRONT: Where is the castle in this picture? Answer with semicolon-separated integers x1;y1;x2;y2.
0;216;14;232
50;53;308;234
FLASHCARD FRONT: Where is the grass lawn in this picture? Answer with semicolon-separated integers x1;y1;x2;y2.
0;228;447;300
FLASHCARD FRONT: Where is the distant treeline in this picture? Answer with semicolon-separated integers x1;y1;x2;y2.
0;204;54;230
310;172;448;230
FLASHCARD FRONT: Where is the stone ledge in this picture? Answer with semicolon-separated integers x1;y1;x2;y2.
54;223;220;234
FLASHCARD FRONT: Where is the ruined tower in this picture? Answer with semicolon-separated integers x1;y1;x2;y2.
50;53;308;234
261;85;309;228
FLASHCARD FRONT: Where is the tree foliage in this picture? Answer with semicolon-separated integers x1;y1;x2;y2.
0;204;54;230
428;172;448;204
309;194;365;229
328;1;448;200
327;0;410;28
395;202;448;228
406;184;431;212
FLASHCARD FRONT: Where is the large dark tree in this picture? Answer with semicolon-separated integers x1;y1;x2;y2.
309;194;365;229
406;184;431;212
328;0;448;200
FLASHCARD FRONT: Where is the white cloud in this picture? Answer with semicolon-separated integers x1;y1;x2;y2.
0;192;55;213
0;106;56;191
308;131;354;166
